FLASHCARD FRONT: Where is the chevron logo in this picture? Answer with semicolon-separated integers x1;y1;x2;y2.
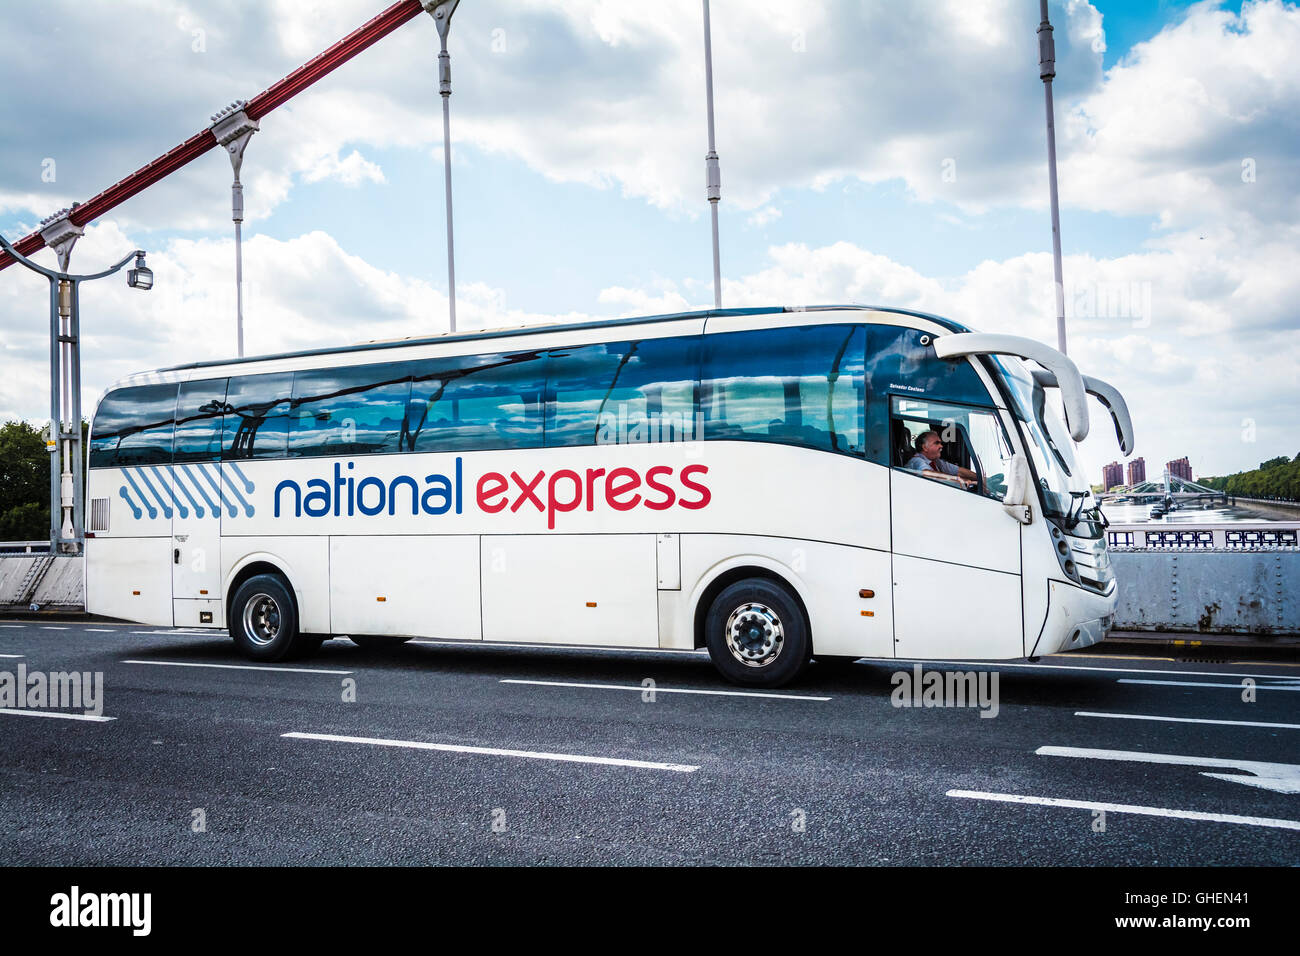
117;462;256;520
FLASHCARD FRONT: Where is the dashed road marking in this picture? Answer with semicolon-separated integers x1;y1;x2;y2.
892;657;1300;682
1118;678;1300;692
0;708;115;723
501;678;831;702
283;731;700;773
122;660;351;676
947;789;1300;831
1037;745;1300;794
1076;711;1300;731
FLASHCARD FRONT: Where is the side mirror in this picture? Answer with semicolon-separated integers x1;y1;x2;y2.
1002;454;1033;524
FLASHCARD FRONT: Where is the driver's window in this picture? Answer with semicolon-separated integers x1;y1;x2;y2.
890;397;1015;501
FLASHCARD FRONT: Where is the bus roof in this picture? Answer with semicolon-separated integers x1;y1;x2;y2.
153;304;970;375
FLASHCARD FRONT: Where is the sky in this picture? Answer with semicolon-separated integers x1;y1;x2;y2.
1;0;1296;482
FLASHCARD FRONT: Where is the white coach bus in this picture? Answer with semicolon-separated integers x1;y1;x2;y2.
84;305;1134;687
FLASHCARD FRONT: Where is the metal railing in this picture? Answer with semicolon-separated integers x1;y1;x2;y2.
0;541;52;555
1107;522;1300;551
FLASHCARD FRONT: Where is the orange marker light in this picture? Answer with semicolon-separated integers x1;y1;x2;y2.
586;602;597;608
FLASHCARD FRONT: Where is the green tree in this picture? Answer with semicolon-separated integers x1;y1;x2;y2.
0;501;46;540
0;420;50;540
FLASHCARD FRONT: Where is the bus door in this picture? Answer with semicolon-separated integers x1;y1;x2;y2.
171;378;229;627
887;397;1024;659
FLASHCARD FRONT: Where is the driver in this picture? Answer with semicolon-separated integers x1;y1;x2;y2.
905;430;978;490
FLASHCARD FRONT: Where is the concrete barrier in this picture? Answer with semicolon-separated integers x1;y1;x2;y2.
0;554;84;610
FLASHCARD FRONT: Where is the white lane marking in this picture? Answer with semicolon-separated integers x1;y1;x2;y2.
130;629;217;635
1118;679;1300;692
0;654;23;659
1037;746;1300;794
1076;711;1300;731
283;731;699;773
892;657;1299;682
0;708;115;722
947;790;1300;832
0;625;25;629
86;628;114;633
501;678;831;702
122;660;351;675
39;626;69;631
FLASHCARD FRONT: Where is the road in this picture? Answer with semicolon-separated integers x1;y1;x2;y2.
1;619;1297;865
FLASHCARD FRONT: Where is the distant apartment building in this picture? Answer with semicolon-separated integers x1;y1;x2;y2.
1167;457;1193;482
1102;461;1124;490
1126;457;1147;485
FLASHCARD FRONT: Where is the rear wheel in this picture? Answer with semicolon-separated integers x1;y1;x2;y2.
229;574;309;662
704;578;810;687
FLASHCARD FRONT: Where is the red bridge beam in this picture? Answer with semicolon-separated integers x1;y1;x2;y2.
0;0;424;273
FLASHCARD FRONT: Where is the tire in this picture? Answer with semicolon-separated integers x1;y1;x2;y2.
229;574;307;662
348;635;414;649
704;578;810;687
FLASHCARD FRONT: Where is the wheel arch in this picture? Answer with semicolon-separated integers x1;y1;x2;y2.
690;558;813;651
224;554;299;624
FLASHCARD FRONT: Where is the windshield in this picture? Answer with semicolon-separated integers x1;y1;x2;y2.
993;357;1101;534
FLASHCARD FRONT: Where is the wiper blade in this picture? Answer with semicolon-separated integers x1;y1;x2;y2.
1065;491;1089;529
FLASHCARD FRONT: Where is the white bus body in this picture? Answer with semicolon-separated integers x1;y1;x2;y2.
84;306;1129;686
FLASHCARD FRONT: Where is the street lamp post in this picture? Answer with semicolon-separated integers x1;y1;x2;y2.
0;217;152;555
1038;0;1068;355
701;0;723;310
210;101;259;358
424;0;461;332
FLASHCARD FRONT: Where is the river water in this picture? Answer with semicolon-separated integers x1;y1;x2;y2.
1101;500;1298;524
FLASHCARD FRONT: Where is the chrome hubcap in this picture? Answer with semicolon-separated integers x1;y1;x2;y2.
724;602;784;667
241;592;282;647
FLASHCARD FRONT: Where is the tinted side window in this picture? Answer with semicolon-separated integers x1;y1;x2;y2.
864;325;991;464
289;363;412;458
89;384;178;468
546;335;701;447
408;351;546;452
865;325;988;402
173;379;228;463
702;324;865;455
222;372;294;460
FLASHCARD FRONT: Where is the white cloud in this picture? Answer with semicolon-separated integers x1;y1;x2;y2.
2;0;1296;236
747;206;782;228
6;222;1292;478
2;0;1298;482
1059;0;1300;231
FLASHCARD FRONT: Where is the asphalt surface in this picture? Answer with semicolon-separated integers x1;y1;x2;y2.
0;619;1297;865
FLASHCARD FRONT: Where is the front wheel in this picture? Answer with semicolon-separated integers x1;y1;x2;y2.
230;574;305;662
704;578;810;688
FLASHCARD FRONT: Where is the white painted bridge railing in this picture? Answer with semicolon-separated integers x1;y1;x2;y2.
0;540;51;554
1107;521;1300;551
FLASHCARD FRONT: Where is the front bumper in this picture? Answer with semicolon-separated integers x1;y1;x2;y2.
1031;578;1118;656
